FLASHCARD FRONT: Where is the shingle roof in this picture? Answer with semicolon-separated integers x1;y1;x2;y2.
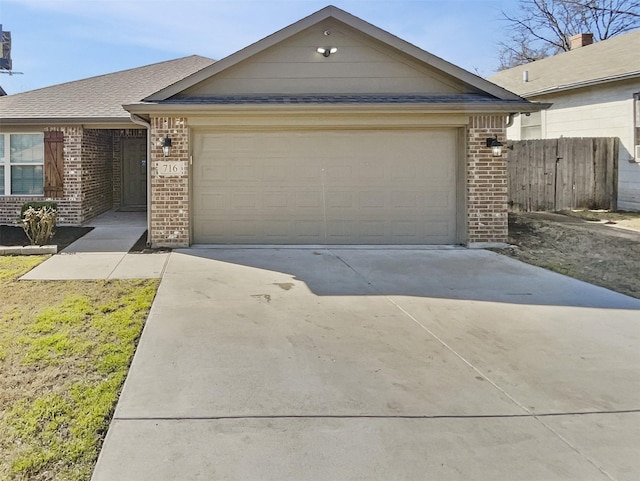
0;55;215;123
125;92;541;113
488;29;640;97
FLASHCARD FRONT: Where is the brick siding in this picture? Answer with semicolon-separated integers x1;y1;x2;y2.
1;126;144;227
149;116;190;248
81;129;113;221
466;115;508;245
0;127;84;225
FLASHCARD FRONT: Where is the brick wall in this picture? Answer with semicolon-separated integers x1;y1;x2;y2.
0;126;86;225
149;116;189;248
466;115;508;245
81;129;113;221
55;127;84;224
1;126;122;226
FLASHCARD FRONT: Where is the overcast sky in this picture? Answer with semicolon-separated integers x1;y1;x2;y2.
0;0;517;95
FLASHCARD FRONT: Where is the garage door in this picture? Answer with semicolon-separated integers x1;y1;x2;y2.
192;129;458;244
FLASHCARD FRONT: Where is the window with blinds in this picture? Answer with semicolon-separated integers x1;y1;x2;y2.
0;133;44;195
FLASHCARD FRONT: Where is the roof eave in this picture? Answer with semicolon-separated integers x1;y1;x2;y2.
517;70;640;98
124;100;548;115
0;117;138;128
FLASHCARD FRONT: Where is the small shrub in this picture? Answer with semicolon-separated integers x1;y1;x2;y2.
20;201;58;217
20;202;58;245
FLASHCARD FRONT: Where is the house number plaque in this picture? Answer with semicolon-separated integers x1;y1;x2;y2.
156;161;185;177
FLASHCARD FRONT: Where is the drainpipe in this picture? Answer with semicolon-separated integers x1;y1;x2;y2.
506;113;517;128
130;113;152;247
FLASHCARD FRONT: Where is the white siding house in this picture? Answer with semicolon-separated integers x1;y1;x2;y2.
490;31;640;211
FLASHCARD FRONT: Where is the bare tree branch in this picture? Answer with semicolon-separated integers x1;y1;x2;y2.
497;0;640;69
563;0;640;17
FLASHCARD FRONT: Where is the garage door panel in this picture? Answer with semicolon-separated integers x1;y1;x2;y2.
262;163;290;181
193;129;458;244
197;192;225;209
326;191;354;208
391;191;422;208
422;191;456;209
201;164;225;181
391;221;421;238
263;192;289;208
294;165;324;182
295;191;323;208
357;163;385;180
358;191;385;208
326;164;353;180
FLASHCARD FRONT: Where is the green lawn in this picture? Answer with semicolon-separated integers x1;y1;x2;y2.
0;255;159;480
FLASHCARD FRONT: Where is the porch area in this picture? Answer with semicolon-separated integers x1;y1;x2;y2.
0;128;148;226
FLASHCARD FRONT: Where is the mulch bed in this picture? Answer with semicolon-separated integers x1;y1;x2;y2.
128;230;172;254
0;225;93;251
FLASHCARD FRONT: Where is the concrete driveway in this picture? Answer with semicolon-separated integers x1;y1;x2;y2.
92;248;640;481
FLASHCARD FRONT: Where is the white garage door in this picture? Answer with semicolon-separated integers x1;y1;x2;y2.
192;129;459;244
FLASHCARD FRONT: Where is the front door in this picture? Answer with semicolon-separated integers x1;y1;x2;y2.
122;137;147;209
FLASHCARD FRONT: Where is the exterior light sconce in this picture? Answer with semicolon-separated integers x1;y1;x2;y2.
162;136;172;157
316;47;337;57
486;136;503;157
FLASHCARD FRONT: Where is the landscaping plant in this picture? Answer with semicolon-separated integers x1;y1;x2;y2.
20;202;58;246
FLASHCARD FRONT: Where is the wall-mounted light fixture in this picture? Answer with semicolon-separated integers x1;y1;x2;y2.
316;47;337;57
486;136;504;157
162;136;172;157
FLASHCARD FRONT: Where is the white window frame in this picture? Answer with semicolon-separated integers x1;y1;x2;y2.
0;132;45;196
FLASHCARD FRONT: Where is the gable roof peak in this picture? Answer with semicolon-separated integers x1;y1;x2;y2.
143;5;522;102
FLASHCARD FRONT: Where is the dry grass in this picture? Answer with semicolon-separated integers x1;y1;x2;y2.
495;213;640;299
0;256;159;481
561;209;640;230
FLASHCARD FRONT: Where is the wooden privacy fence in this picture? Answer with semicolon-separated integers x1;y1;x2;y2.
507;137;618;212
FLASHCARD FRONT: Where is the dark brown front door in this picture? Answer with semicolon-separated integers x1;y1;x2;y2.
122;137;147;208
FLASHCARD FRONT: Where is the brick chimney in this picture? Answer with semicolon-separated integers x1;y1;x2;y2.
569;33;594;49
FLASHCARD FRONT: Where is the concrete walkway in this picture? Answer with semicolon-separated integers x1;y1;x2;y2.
92;248;640;481
21;210;169;280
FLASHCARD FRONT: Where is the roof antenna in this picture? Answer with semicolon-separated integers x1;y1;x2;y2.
0;24;24;76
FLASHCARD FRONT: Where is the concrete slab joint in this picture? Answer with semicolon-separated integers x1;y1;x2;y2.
91;247;640;481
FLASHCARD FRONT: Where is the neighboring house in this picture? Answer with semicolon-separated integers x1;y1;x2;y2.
489;30;640;211
0;5;540;247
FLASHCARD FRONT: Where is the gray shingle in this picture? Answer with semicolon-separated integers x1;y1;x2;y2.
0;55;215;122
488;30;640;97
